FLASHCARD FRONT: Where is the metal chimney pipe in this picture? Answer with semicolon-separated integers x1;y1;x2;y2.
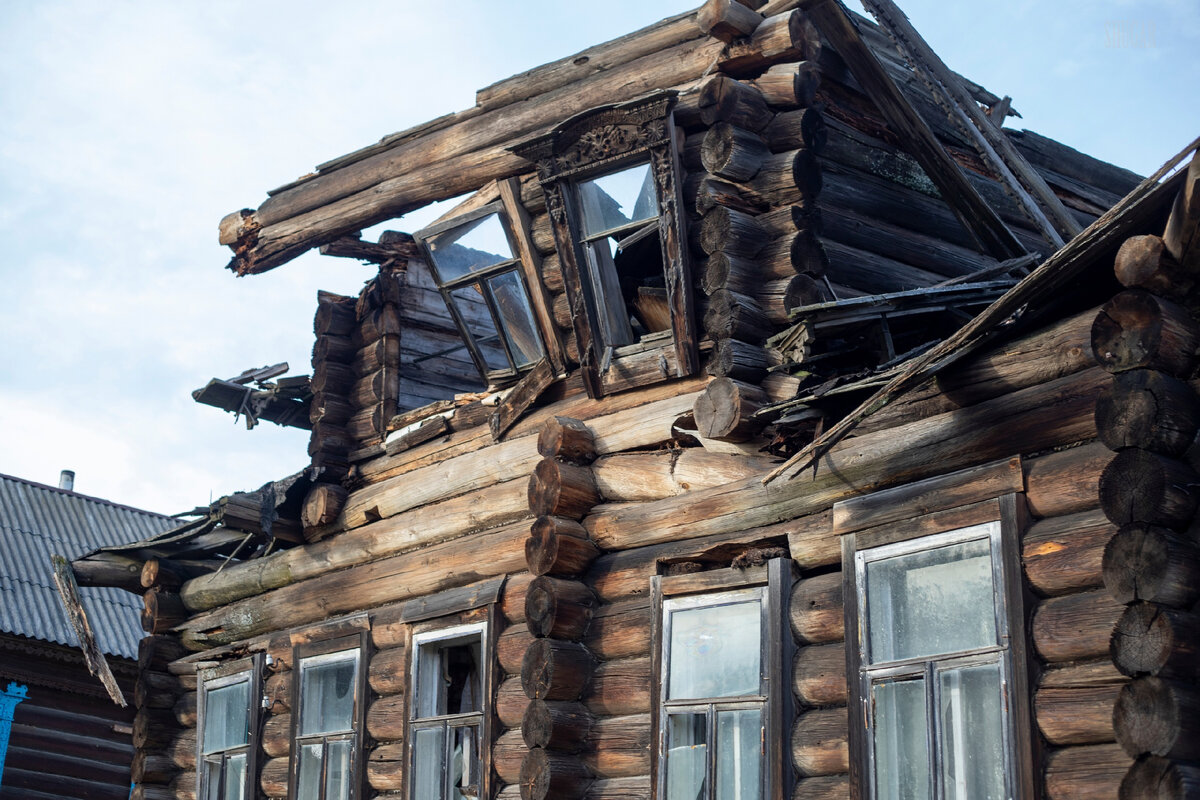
58;470;75;491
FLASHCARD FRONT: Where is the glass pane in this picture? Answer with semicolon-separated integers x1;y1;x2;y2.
451;723;480;799
300;652;357;735
223;752;246;800
416;636;483;719
716;708;762;800
873;678;930;800
427;212;513;281
451;286;509;372
487;271;544;367
325;738;352;800
413;725;446;800
578;162;658;236
297;743;324;800
202;757;222;800
940;662;1007;800
203;679;249;753
669;600;761;700
666;712;707;800
866;536;996;663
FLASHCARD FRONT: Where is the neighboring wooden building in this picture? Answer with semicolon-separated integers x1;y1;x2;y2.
0;472;177;800
76;2;1200;800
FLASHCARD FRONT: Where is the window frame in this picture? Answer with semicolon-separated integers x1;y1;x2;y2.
842;494;1035;800
414;201;551;384
196;654;263;800
289;631;369;800
407;620;491;800
514;91;699;397
652;559;793;800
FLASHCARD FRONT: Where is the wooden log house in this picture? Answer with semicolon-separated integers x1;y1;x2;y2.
72;2;1200;799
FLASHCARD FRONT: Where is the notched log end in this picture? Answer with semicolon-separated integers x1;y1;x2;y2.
221;208;262;276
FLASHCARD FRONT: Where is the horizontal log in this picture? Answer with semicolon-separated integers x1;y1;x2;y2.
529;459;600;520
1037;681;1123;745
501;572;534;625
538;416;596;464
520;748;590;800
264;670;290;713
583;714;651;778
583;598;652;662
498;674;529;729
693;377;767;441
173;691;197;727
698;74;772;131
1099;450;1198;530
133;708;176;750
1092;291;1200;377
792;706;849;776
789;572;844;645
791;775;849;800
586;367;1105;551
494;728;526;785
1023;508;1114;596
697;0;762;43
1034;589;1126;663
1024;441;1111;520
1103;525;1200;608
499;623;535;676
586;776;652;800
369;645;408;696
527;518;599;577
586;658;651;717
526;576;596;640
1114;234;1194;299
1114;677;1200;760
524;700;593;752
1120;755;1200;800
523;638;595;701
169;727;197;769
793;642;847;707
1096;369;1200;456
706;337;770;382
1045;744;1131;800
367;693;406;741
751;61;821;109
260;755;288;797
132;751;177;785
367;742;405;792
1112;602;1200;682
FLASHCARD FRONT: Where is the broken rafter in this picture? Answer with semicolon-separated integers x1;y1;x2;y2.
51;555;127;706
861;0;1081;246
318;230;420;266
799;0;1025;260
764;136;1200;483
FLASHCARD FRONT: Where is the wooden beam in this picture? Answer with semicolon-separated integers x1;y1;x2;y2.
51;556;127;707
798;0;1025;260
861;0;1081;245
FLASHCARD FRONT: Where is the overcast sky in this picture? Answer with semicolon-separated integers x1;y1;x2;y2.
1;1;1196;516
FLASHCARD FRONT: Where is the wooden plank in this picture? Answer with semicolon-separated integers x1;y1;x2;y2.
862;0;1081;244
832;456;1022;534
499;178;566;372
799;0;1024;260
491;358;557;441
51;556;127;707
397;575;505;623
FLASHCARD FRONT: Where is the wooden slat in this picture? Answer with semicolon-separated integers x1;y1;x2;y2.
832;456;1022;534
396;575;506;623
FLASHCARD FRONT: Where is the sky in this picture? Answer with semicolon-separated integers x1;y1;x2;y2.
0;1;1197;516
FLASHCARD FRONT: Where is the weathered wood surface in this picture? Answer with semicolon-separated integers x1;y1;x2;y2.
1120;755;1200;800
1162;151;1200;272
367;742;406;792
1033;589;1126;663
1092;291;1200;377
791;775;850;800
1099;450;1198;530
793;642;847;707
586;658;652;717
587;367;1104;551
1096;369;1200;456
498;675;529;729
494;728;527;784
789;572;844;645
1103;526;1200;608
1111;603;1200;682
178;521;529;647
527;518;599;577
529;459;600;520
1023;508;1114;596
523;699;593;752
520;747;590;800
538;417;596;464
583;599;652;661
1044;744;1131;800
1114;235;1193;299
525;576;596;640
522;639;595;701
792;706;849;776
368;645;408;695
583;714;652;778
1023;441;1111;519
1114;677;1200;760
1037;684;1123;745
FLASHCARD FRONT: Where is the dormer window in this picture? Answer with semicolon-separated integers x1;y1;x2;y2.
515;92;698;396
416;204;546;384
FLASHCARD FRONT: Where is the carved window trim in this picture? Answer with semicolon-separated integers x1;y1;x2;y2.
514;92;698;397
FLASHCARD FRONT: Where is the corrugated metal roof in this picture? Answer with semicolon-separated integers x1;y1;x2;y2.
0;474;177;659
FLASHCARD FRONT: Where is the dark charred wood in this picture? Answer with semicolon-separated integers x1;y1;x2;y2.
701;123;769;182
698;75;772;131
525;576;597;640
1096;370;1200;456
73;553;145;593
132;751;177;785
699;206;769;258
1099;450;1198;530
703;289;772;342
528;459;600;519
133;708;177;751
352;334;401;376
693;377;768;441
537;417;596;464
760;230;829;279
142;587;187;634
309;391;354;426
357;304;402;347
1114;677;1200;760
519;748;590;800
760;274;827;324
522;638;595;701
310;360;356;394
523;700;594;752
1092;291;1200;377
1111;602;1200;682
527;518;599;577
701;251;758;295
719;9;820;74
300;482;349;531
312;332;356;364
706;337;770;382
1104;525;1200;608
314;294;356;337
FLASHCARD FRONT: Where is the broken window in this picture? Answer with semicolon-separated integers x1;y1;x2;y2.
409;623;487;800
415;205;546;384
198;656;261;800
514;92;698;396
